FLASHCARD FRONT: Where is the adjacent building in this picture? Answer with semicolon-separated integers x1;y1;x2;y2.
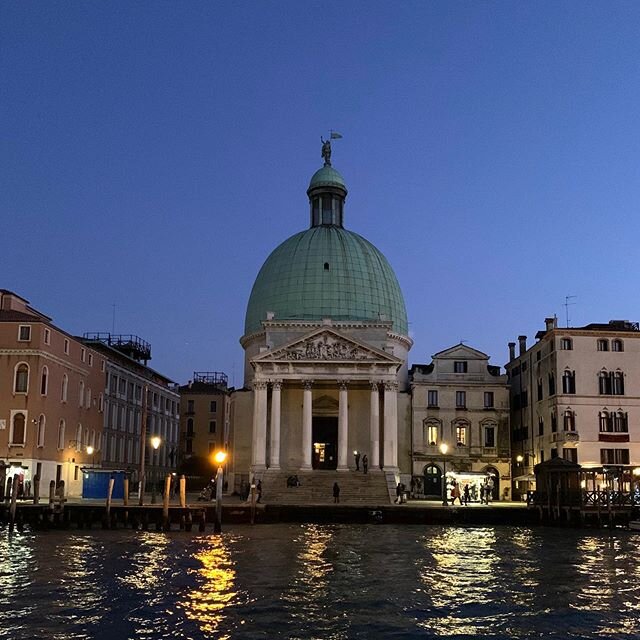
0;290;105;497
178;371;231;467
83;333;180;486
410;344;511;501
506;317;640;497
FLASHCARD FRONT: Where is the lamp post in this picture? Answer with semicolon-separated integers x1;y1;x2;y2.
440;443;449;506
150;436;161;504
213;450;227;533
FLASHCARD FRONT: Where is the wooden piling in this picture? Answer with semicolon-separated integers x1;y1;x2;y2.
9;474;19;532
198;509;206;532
123;478;129;506
104;477;115;529
33;475;40;505
6;476;13;505
250;484;256;525
162;474;171;531
179;475;186;508
48;480;55;523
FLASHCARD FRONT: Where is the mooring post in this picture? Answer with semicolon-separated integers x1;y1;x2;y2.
123;477;129;506
104;477;115;529
199;509;206;532
6;476;13;505
33;475;40;505
179;475;187;530
9;474;19;533
250;483;256;525
162;474;171;531
48;480;55;523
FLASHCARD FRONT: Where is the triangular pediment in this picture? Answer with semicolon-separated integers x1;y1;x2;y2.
432;343;489;361
252;327;401;364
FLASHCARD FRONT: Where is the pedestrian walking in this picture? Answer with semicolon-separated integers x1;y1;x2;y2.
463;483;470;505
362;454;368;474
256;480;262;503
452;482;463;506
333;482;340;503
354;451;360;471
395;482;403;504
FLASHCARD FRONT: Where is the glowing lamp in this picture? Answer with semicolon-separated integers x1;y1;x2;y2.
151;436;161;450
214;451;227;465
439;443;448;455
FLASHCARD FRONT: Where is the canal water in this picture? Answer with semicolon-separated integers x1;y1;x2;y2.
1;524;639;639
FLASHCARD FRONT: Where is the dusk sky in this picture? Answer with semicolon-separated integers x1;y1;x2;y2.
3;2;640;386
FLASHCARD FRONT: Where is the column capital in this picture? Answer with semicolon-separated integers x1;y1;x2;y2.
384;381;398;392
271;379;283;390
339;380;349;391
253;380;268;391
370;381;379;392
303;380;314;390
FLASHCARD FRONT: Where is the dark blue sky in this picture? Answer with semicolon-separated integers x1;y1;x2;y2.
3;2;640;385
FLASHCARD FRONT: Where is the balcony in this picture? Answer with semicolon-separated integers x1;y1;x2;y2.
551;431;579;447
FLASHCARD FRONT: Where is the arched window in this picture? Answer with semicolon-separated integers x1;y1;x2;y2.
563;409;575;431
562;370;576;394
90;430;96;448
482;421;497;447
40;366;48;395
614;411;628;433
57;420;66;450
14;363;29;393
597;339;609;351
599;410;612;432
560;337;573;350
10;412;26;445
453;419;469;446
423;418;441;446
85;387;91;409
61;374;68;402
79;381;85;408
37;414;46;447
612;339;624;352
613;371;624;395
76;423;82;451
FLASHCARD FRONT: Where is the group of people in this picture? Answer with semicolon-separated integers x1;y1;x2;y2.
448;478;494;505
353;452;369;473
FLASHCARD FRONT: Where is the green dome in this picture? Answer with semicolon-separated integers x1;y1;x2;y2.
308;166;347;191
244;226;408;336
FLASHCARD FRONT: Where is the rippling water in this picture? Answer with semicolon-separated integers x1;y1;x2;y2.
1;524;639;639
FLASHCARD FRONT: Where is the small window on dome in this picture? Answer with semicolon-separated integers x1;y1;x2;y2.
324;262;329;270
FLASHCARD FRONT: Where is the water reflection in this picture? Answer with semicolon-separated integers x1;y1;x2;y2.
0;533;37;626
182;535;236;638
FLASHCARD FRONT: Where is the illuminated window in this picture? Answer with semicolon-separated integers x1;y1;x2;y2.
456;424;467;446
424;419;440;446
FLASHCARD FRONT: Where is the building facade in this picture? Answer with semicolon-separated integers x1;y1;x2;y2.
83;333;180;486
231;143;412;492
178;371;230;467
0;290;104;497
506;317;640;496
410;344;511;501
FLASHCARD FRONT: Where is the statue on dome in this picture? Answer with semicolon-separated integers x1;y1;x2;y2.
321;136;332;166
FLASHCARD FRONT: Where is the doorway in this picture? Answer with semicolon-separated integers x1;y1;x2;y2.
312;417;338;469
423;464;442;498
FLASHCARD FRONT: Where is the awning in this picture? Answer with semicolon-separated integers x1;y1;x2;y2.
513;474;536;482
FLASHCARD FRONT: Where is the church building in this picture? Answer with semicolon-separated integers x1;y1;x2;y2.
230;141;413;499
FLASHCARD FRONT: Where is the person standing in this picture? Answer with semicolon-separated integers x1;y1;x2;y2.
463;483;470;506
362;454;368;474
333;482;340;503
256;480;263;503
354;451;361;471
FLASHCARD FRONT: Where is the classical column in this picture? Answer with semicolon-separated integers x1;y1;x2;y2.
337;381;349;471
269;380;282;469
369;382;380;468
383;381;398;470
251;380;268;469
301;381;313;470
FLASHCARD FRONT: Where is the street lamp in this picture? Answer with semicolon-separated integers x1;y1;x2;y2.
151;436;161;504
87;445;95;468
440;443;449;506
213;450;227;533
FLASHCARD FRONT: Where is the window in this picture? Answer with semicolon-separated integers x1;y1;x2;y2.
18;325;31;341
455;424;467;446
80;347;86;362
455;391;466;408
612;339;624;352
74;465;79;481
613;371;624;395
209;420;216;434
88;353;93;366
98;392;104;412
210;400;217;413
57;420;65;450
563;448;578;463
521;390;528;407
613;411;628;432
560;338;573;350
550;448;559;459
14;363;29;393
76;424;82;451
424;419;440;446
119;379;127;396
484;392;494;408
562;370;576;394
101;359;105;372
10;412;26;445
187;400;194;413
37;414;45;447
186;439;193;455
563;410;575;431
40;366;48;395
427;390;438;407
600;448;630;465
64;339;69;355
548;373;556;396
538;417;544;436
537;380;543;401
484;425;496;447
599;410;612;432
85;387;91;409
454;361;467;373
597;339;609;352
186;418;194;436
599;371;611;395
599;371;625;395
79;380;85;407
44;328;51;344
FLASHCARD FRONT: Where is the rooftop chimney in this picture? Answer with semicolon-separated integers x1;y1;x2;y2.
508;342;516;361
518;335;527;356
544;317;557;332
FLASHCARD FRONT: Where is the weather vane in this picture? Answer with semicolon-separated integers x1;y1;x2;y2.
321;130;343;166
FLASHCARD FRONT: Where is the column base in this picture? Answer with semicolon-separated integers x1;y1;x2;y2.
266;465;280;472
300;463;312;470
336;466;350;472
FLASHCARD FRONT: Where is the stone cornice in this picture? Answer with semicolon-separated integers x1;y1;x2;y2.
0;349;91;377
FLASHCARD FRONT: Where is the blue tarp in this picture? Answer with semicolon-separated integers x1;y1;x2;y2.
82;470;127;499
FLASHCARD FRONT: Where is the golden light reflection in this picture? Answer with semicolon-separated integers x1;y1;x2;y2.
417;527;498;636
182;536;236;638
117;532;172;593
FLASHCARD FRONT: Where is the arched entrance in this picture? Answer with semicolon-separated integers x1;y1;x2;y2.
423;464;442;498
483;465;500;501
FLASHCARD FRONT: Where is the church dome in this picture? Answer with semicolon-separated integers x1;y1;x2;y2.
244;146;408;337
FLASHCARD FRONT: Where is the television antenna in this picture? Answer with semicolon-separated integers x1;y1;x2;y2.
564;296;576;328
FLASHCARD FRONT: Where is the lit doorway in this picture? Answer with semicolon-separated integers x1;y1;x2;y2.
312;417;338;469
